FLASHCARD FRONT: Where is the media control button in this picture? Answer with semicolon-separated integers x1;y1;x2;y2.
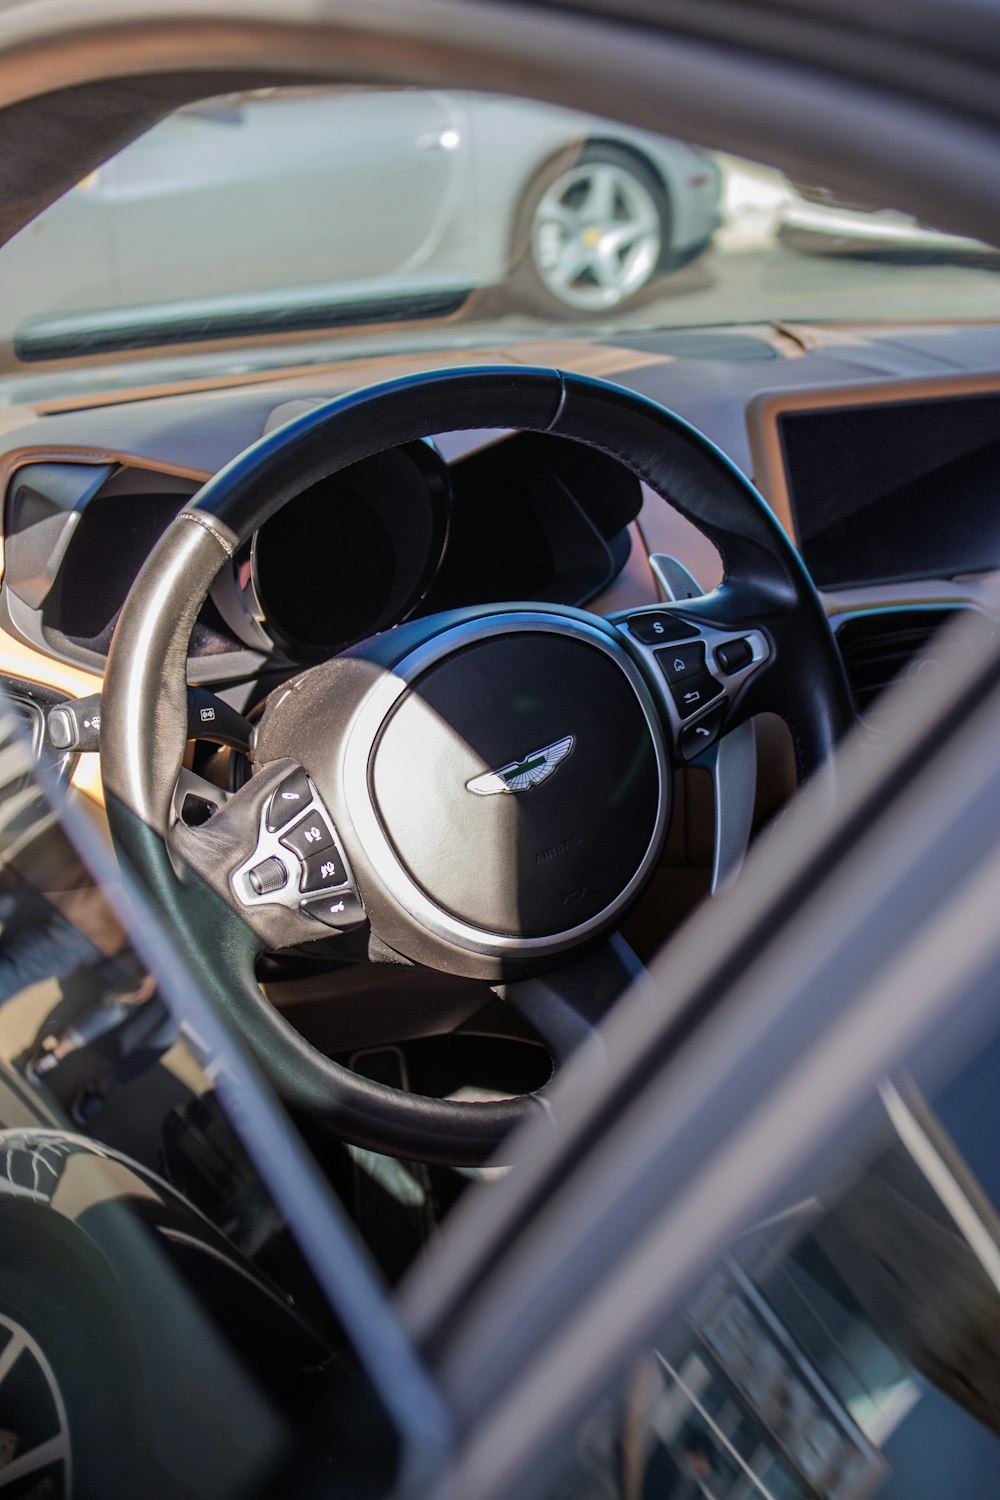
679;703;727;759
280;811;335;859
247;856;288;896
300;891;366;931
627;613;699;646
669;673;723;719
654;641;706;683
301;849;348;893
265;767;312;832
715;638;754;675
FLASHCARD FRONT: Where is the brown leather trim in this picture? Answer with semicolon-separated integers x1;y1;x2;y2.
0;624;102;695
821;575;1000;618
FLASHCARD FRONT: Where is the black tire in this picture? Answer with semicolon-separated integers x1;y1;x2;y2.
508;142;671;319
0;1205;157;1500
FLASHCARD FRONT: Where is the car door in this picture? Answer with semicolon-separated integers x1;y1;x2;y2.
398;601;1000;1500
0;686;445;1498
100;87;470;309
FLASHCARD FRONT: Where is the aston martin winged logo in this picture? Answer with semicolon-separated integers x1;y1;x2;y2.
466;735;575;796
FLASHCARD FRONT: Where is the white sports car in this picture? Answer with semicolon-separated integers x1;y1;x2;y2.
4;87;720;342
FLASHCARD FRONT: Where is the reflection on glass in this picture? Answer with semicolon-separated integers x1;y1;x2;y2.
0;712;180;1134
550;1068;1000;1500
0;697;396;1498
2;86;999;398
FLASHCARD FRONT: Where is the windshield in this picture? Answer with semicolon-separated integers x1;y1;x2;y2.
1;85;997;399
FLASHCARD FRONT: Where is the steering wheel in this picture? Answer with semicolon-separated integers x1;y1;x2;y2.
100;368;852;1164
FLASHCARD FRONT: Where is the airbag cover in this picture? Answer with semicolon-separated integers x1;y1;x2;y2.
370;633;660;938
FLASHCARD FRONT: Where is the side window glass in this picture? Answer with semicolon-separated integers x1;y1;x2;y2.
547;1067;1000;1500
0;698;398;1498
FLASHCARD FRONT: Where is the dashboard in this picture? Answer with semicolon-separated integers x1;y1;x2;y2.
3;320;1000;778
0;414;640;678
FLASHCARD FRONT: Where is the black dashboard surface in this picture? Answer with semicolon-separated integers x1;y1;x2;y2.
4;320;1000;685
610;322;1000;477
4;322;1000;487
7;322;1000;498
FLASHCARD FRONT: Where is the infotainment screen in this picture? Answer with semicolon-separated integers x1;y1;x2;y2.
777;391;1000;589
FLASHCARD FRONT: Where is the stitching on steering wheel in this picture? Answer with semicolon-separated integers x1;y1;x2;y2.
177;509;235;558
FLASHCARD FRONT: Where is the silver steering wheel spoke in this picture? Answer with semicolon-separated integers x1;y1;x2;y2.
170;766;230;827
706;716;757;893
612;580;770;897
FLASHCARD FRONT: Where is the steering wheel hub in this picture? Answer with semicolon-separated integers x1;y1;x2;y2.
255;610;671;970
355;614;667;952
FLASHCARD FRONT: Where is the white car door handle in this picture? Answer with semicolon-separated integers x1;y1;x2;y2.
415;128;461;151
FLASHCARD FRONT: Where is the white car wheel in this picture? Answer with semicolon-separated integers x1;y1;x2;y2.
518;146;669;315
0;1311;72;1498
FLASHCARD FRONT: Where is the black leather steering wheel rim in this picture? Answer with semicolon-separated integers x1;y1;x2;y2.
101;367;852;1164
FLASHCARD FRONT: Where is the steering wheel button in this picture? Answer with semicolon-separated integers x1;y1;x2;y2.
300;849;348;893
679;702;726;759
280;811;335;859
265;767;313;832
301;891;366;931
669;672;722;718
247;856;288;896
715;638;754;675
654;640;706;683
627;613;698;645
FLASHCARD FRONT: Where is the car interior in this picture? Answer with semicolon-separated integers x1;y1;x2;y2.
3;15;1000;1498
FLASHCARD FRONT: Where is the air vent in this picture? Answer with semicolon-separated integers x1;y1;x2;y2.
0;675;76;786
835;607;983;719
